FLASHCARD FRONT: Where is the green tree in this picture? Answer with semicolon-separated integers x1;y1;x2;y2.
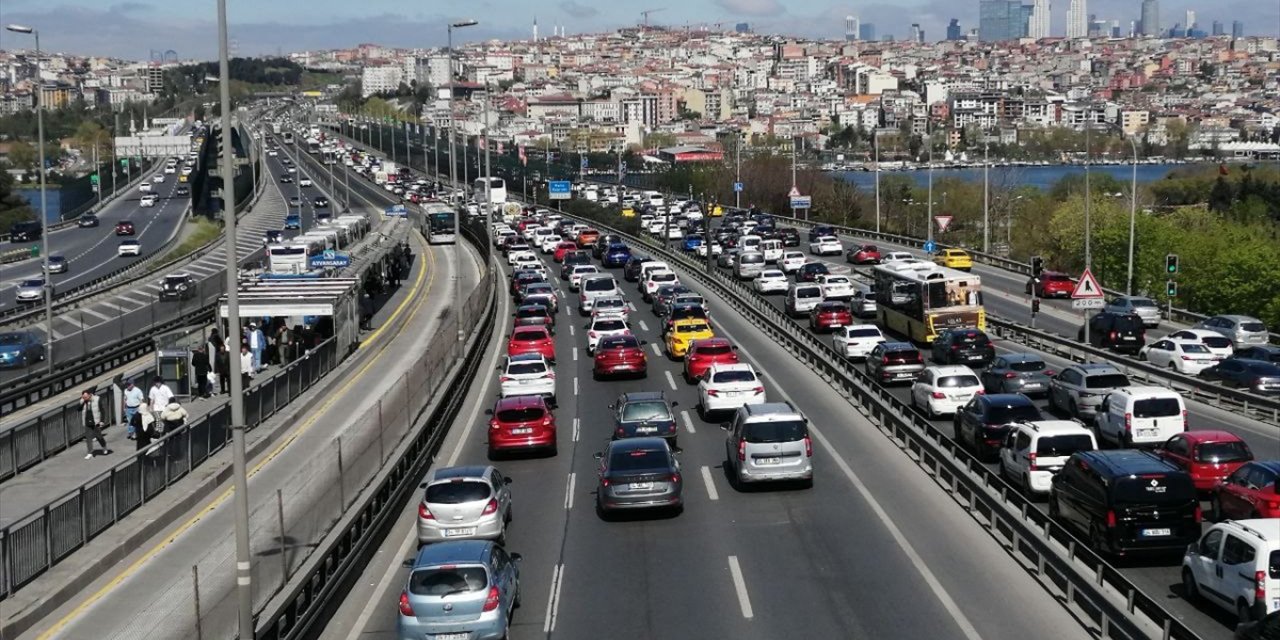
7;141;37;173
0;166;35;234
1207;176;1233;212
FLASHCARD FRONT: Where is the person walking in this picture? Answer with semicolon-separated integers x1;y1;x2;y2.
122;379;144;440
240;344;254;391
149;377;174;413
247;322;265;372
132;400;155;454
192;345;211;398
158;400;189;436
80;389;110;459
277;325;293;366
215;345;231;394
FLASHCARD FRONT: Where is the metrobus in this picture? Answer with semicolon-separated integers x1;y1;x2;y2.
473;177;507;212
872;261;985;343
307;138;322;154
424;202;457;245
282;131;294;144
267;242;322;276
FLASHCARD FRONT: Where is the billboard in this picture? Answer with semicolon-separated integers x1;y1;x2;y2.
114;135;190;158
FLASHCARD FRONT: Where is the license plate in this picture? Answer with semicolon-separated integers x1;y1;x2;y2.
1137;428;1156;438
445;528;476;537
637;427;658;434
1122;336;1136;341
434;634;469;640
1141;528;1171;537
628;482;652;490
757;458;781;465
1022;383;1043;389
510;427;533;435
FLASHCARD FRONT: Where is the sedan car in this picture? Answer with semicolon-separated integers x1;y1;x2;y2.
779;250;806;273
139;194;158;207
833;324;886;360
1234;345;1280;364
665;318;714;359
952;393;1043;461
1164;329;1235;360
910;365;983;419
593;334;647;379
498;353;556;403
1193;315;1270;349
1200;359;1280;395
414;465;513;544
809;300;853;332
1103;295;1161;327
313;196;329;208
594;437;683;517
816;274;855;300
611;391;678;444
795;262;829;283
753;269;789;294
115;221;135;235
1210;460;1280;520
14;279;45;304
117;239;141;256
1138;339;1217;375
683;338;738;383
44;255;68;274
980;353;1054;396
846;244;882;265
175;185;190;196
288;196;302;207
1155;430;1253;492
77;213;99;228
931;328;995;368
487;394;557;457
299;177;313;187
279;174;293;183
506;326;555;363
0;331;44;368
697;363;766;418
809;235;843;256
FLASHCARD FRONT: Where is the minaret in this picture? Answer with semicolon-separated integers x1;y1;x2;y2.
534;16;539;42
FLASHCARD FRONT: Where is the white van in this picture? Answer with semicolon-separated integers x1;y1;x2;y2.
739;234;762;254
760;239;783;263
734;251;766;280
636;261;671;289
998;420;1097;495
785;283;824;317
646;192;665;208
1094;386;1187;447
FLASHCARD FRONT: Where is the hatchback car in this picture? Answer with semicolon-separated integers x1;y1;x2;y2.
396;540;521;640
833;324;886;360
1156;431;1253;492
415;466;513;545
43;255;67;274
697;363;766;418
592;334;647;379
980;353;1054;396
809;300;853;332
487;395;557;458
1139;339;1217;375
611;391;678;444
846;244;882;265
815;274;855;301
1104;295;1162;327
953;393;1043;461
585;316;631;355
0;331;44;368
1211;461;1280;520
595;437;683;517
506;326;555;363
809;235;843;256
931;328;996;368
1026;271;1076;298
117;239;141;257
513;303;555;332
795;262;830;283
115;220;135;235
865;342;926;385
1194;315;1271;349
911;365;984;419
498;354;556;404
158;273;196;301
683;338;739;382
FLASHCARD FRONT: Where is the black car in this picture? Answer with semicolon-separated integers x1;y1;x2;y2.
807;224;836;243
313;196;330;208
263;230;283;245
1078;312;1145;355
175;185;190;196
796;262;830;283
510;270;546;297
776;228;800;247
560;251;590;278
1049;450;1200;556
931;328;996;368
592;234;623;259
77;214;100;228
1201;358;1280;395
514;303;556;332
9;221;41;242
1235;609;1280;640
158;273;196;301
1234;345;1280;364
611;391;679;446
651;285;694;317
953;394;1043;461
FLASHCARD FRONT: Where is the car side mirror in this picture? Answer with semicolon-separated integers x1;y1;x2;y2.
511;552;523;563
593;452;603;460
720;422;730;431
418;482;428;488
504;477;513;485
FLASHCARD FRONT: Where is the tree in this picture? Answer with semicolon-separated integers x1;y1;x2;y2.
7;141;37;173
1207;176;1233;212
0;166;35;234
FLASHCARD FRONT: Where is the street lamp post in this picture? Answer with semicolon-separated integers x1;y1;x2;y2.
448;19;478;343
1126;135;1139;295
790;135;797;219
7;24;54;375
734;131;741;210
1083;106;1093;345
983;137;990;253
874;129;881;234
925;118;935;244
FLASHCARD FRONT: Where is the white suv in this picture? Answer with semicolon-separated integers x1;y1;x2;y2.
832;324;886;360
1181;519;1280;624
997;420;1097;496
498;354;556;404
909;365;982;418
697;363;766;418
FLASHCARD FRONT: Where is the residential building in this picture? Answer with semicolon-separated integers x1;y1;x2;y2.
361;64;403;98
1067;0;1088;38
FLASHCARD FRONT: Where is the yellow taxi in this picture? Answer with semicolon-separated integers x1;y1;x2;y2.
178;173;188;183
621;207;635;218
933;248;973;271
665;318;715;359
711;205;724;217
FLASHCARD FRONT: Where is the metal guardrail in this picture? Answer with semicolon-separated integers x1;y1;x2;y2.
546;205;1203;640
0;337;341;601
0;386;123;483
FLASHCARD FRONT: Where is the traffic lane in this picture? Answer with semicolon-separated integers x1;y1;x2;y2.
647;250;1098;640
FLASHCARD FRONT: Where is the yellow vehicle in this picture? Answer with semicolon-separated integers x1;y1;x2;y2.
711;205;724;217
178;173;188;183
621;207;635;218
665;318;715;359
933;248;973;271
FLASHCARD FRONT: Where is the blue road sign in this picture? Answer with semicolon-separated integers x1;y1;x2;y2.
923;240;937;254
733;182;744;193
548;180;572;200
580;156;588;170
385;204;407;217
310;249;351;269
789;195;812;209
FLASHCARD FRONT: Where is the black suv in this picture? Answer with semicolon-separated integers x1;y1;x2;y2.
931;328;996;368
1049;450;1200;556
159;273;196;301
78;214;100;228
796;262;829;283
1078;312;1145;355
313;196;330;208
623;256;653;282
953;394;1042;461
776;227;800;247
807;224;836;243
9;221;41;242
611;391;678;446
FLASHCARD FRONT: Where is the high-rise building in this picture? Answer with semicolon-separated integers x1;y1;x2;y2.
910;23;924;43
846;15;860;41
946;18;962;40
1028;0;1051;38
1211;20;1223;35
859;22;877;41
979;0;1031;41
1066;0;1088;37
1184;10;1195;32
1111;20;1122;37
735;22;750;33
1231;20;1243;37
1140;0;1159;36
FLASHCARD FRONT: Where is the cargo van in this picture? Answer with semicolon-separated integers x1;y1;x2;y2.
1094;386;1187;448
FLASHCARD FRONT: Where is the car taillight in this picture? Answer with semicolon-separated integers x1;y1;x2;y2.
482;498;499;515
589;331;597;338
1028;453;1038;471
1109;331;1118;341
1255;571;1267;603
482;585;501;612
1124;413;1132;433
738;439;746;461
1044;369;1056;376
499;376;512;382
1105;510;1116;528
670;472;681;484
1004;372;1018;379
399;590;415;616
974;389;985;395
1182;409;1188;430
931;391;946;399
882;356;890;364
951;345;960;350
752;386;765;395
616;427;626;437
804;435;812;457
418;502;434;520
706;389;719;396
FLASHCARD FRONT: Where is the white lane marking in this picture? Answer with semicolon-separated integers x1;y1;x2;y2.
572;417;580;442
664;370;677;390
543;563;565;633
650;342;661;356
342;513;418;640
573;347;578;362
681;410;696;434
638;319;650;332
573;376;579;395
568;324;575;336
564;473;576;510
701;466;719;501
727;556;754;619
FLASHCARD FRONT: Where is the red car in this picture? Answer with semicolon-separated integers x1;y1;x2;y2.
507;326;556;363
846;244;882;265
576;229;601;248
592;334;648;379
809;301;853;332
1027;271;1075;298
683;338;739;382
1211;460;1280;520
1156;430;1253;492
553;242;579;263
488;395;557;457
114;221;135;236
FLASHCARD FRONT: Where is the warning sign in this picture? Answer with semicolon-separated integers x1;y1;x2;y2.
1071;268;1105;299
934;215;953;233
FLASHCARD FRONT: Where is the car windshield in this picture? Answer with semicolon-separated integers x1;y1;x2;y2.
937;375;981;388
409;566;488;596
1199;336;1232;349
593;320;627;332
20;280;42;288
512;331;546;342
742;420;807;443
1179;343;1210;354
651;273;676;282
796;289;821;299
599;336;639;350
1112;475;1195;507
496;405;546;422
846;328;882;338
516;307;547;318
425;480;491;504
1008;359;1045;372
1129;298;1157;308
596;298;625;309
1195;441;1252;463
986;404;1043;423
760;271;784;279
1035;434;1094;457
507;362;546;375
1085;373;1131;389
694;343;731;356
622;401;671;422
1133;398;1181;418
677;323;710;334
526;284;553;294
609;448;671;472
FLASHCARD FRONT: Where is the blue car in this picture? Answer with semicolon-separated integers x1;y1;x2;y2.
681;235;704;252
0;331;44;368
284;213;302;230
602;243;632;268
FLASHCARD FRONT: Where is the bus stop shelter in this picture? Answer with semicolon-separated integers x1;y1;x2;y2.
217;278;361;354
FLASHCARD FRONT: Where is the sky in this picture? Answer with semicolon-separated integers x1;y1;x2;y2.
0;0;1276;60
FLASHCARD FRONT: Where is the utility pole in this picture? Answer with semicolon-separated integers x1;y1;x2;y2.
790;135;797;219
926;118;935;244
1083;106;1093;345
1126;135;1138;295
448;19;478;343
982;137;990;253
483;82;492;215
734;131;741;210
874;129;881;234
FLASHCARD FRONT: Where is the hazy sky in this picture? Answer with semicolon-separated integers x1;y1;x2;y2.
0;0;1275;60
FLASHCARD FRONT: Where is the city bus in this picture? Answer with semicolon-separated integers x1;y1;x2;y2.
872;261;985;343
282;131;294;144
424;202;457;245
473;177;507;212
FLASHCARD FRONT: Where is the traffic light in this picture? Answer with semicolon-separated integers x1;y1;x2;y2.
1031;255;1044;279
1165;253;1179;275
1031;298;1041;314
1167;280;1178;297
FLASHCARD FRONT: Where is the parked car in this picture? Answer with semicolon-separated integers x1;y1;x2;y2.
1194;315;1271;349
0;331;45;368
997;420;1097;496
980;353;1054;396
1181;519;1280;624
396;540;521;640
722;402;813;488
952;393;1043;461
1155;430;1253;492
1210;461;1280;521
594;437;683;517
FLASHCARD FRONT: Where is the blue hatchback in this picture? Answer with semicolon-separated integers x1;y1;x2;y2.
681;235;704;252
284;213;301;230
602;243;632;268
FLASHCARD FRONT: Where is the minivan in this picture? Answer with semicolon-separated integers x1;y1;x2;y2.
785;283;824;317
1050;449;1201;556
723;402;813;488
759;238;783;263
1094;386;1187;448
734;251;765;280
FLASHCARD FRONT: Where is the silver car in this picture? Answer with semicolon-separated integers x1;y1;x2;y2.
416;466;512;546
1046;363;1131;420
723;402;813;487
578;274;619;314
1104;295;1161;327
981;353;1053;396
1193;314;1270;349
396;540;521;640
15;279;46;304
594;437;683;517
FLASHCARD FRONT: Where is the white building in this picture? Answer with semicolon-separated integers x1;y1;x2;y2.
1067;0;1088;38
361;65;403;98
1028;0;1051;39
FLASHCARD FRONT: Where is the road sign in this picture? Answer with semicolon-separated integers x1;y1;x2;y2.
1072;298;1105;309
934;215;953;233
384;204;407;217
310;249;350;269
788;186;801;198
580;157;588;170
923;240;937;254
733;181;744;193
1071;268;1105;299
548;180;572;200
790;195;812;209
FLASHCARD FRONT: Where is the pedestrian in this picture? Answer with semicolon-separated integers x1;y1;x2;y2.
359;293;374;330
80;389;110;459
158;400;189;435
215;345;231;394
240;344;254;391
192;345;211;398
208;327;223;354
247;322;265;372
277;325;293;366
149;376;174;413
122;379;144;439
132;400;155;453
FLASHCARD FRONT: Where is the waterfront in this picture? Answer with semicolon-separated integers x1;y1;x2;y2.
831;162;1263;191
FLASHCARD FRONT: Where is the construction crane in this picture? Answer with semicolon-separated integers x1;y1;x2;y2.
640;7;665;27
